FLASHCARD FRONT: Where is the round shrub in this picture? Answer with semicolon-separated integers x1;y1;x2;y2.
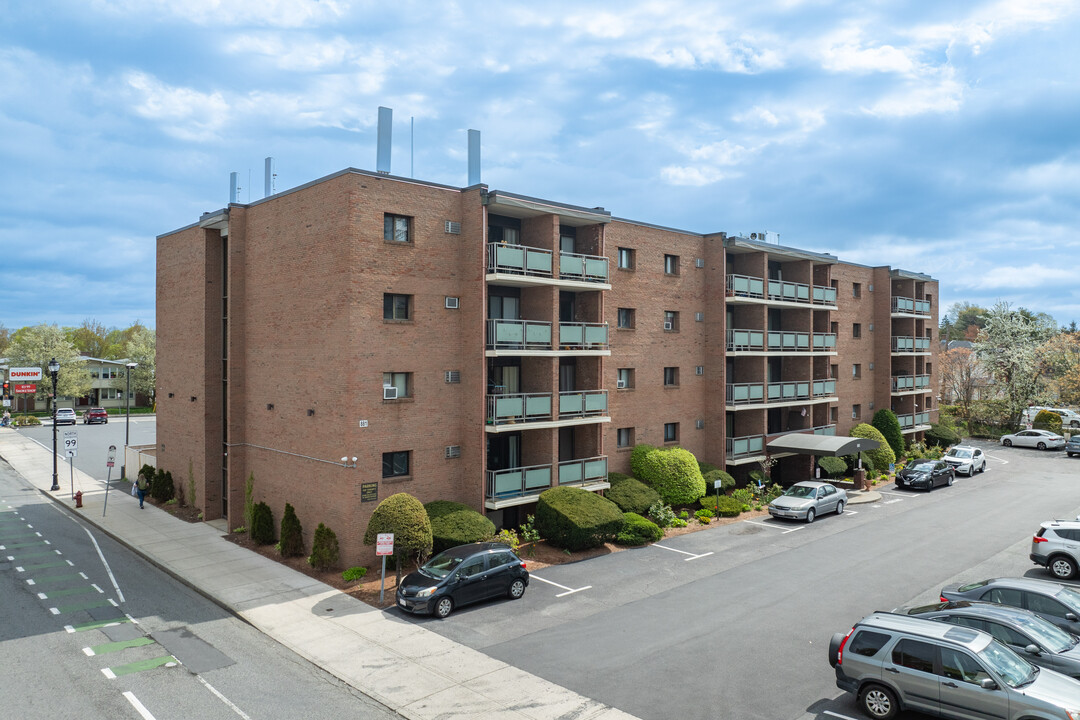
706;495;744;517
364;493;433;568
818;456;847;478
697;460;720;475
279;502;305;557
1032;410;1062;434
308;522;340;571
536;487;625;551
636;447;706;506
424;500;497;554
702;468;735;493
607;471;633;485
250;501;275;545
849;424;896;474
872;409;906;461
606;475;661;514
629;444;659;480
614;512;663;546
925;423;962;448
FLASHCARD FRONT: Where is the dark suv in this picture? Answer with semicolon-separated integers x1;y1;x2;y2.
83;407;108;424
396;542;528;619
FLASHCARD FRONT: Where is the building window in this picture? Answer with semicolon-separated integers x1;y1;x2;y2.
617;368;634;389
664;254;680;275
618;247;635;269
384;214;411;243
383;372;411;399
617;308;635;329
852;364;862;379
383;293;411;320
664;422;679;442
617;427;634;448
852;323;861;338
382;451;410;478
831;321;838;335
831;364;838;379
852;282;861;298
852;404;861;420
830;406;838;424
664;367;679;387
664;311;679;331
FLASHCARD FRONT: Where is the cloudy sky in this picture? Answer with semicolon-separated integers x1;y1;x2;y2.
3;0;1079;333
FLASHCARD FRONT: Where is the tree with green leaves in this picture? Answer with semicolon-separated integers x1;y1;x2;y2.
941;302;988;342
975;302;1057;426
6;324;91;410
871;409;905;459
111;325;156;406
65;319;110;358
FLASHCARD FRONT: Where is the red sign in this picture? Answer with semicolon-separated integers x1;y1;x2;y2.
8;367;43;381
13;384;36;394
376;533;395;556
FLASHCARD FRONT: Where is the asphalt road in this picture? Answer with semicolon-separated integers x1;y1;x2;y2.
405;441;1080;720
0;454;400;720
16;416;156;486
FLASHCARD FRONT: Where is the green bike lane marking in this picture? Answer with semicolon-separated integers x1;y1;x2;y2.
49;596;118;614
0;540;51;549
38;584;102;600
102;655;179;679
0;531;40;540
65;616;136;633
7;549;62;560
83;637;156;657
16;559;73;571
26;572;88;586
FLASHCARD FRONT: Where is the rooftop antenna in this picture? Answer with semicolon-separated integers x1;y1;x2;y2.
410;116;414;178
376;106;392;174
264;157;276;197
230;172;240;203
468;129;481;186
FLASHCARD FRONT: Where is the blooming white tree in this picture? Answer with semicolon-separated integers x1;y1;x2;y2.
974;302;1056;425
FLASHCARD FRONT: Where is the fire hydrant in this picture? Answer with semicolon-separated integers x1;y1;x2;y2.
74;491;83;509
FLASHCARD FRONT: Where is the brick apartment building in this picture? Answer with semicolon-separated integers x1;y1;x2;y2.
157;167;938;564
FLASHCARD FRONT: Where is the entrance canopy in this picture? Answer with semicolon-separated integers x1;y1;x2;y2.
766;434;880;457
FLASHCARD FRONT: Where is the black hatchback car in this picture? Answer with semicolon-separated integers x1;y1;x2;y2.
396;542;529;619
895;458;955;491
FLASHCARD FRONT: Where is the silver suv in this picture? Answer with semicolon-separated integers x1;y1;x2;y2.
829;611;1080;719
1032;520;1080;580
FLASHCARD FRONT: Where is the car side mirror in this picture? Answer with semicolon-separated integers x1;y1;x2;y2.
1067;613;1078;622
979;678;998;690
1024;644;1041;655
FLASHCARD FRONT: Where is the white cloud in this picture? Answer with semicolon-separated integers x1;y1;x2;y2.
226;34;353;71
124;72;230;141
863;73;964;117
980;264;1077;289
89;0;348;28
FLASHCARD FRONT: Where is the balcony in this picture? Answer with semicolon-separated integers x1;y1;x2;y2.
891;375;931;393
726;329;837;354
485;455;610;509
891;336;931;354
726;379;837;408
486;243;611;289
726;425;837;462
487;320;609;354
897;412;931;431
725;274;838;307
892;296;931;317
486;390;609;432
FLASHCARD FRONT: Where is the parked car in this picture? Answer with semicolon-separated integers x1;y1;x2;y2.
1023;406;1080;429
82;407;108;424
54;408;77;426
897;600;1080;679
999;429;1066;450
396;542;528;619
829;610;1080;720
1066;435;1080;458
943;445;987;476
1031;520;1080;580
767;480;846;523
894;459;955;491
941;577;1080;636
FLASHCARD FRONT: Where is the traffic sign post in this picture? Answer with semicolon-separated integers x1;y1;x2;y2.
376;533;395;603
63;430;79;498
103;445;117;517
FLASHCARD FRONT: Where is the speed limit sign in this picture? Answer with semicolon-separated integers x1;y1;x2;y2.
63;430;78;457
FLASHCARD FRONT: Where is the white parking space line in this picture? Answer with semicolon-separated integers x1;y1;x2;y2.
823;711;860;720
652;543;714;561
743;520;805;534
529;574;592;597
123;691;156;720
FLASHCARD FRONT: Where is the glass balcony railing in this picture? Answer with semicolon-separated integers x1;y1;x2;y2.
488;242;553;278
813;378;837;396
891;375;931;392
558;322;609;350
558;456;609;486
558;390;608;419
726;434;765;460
559;251;609;283
725;273;837;306
768;381;811;402
768;279;811;304
769;424;837;438
767;331;810;351
487;392;552;425
727;378;836;405
891;336;931;353
727;328;765;351
727;329;837;352
896;413;929;429
892;296;932;316
813;333;837;350
487;319;552;349
727;382;765;405
813;285;838;305
486;455;608;500
726;274;765;299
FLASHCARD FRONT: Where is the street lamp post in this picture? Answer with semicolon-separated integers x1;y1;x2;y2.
122;362;138;480
48;358;60;491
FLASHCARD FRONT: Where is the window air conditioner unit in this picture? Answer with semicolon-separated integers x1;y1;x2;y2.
664;321;673;331
383;386;398;400
869;363;874;371
695;258;704;268
617;379;627;389
444;221;461;234
852;410;857;419
695;312;704;322
445;371;460;384
696;420;705;430
445;297;459;309
868;284;874;292
696;366;704;375
445;445;461;459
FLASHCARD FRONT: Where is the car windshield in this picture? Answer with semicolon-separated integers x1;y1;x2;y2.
978;640;1037;687
1012;613;1077;653
909;461;935;472
946;449;972;459
1055;587;1080;615
782;485;816;498
419;552;464;579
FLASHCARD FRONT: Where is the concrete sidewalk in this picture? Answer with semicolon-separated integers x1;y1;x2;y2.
0;429;636;720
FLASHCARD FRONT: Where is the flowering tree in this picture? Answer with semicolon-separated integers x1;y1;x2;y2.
974;302;1056;425
939;347;989;420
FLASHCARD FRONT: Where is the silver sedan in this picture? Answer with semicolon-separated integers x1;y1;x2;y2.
1000;429;1066;450
767;480;847;523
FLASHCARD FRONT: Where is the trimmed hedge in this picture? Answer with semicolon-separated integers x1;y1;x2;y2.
279;503;304;557
700;495;743;517
606;475;661;514
630;443;660;480
872;409;906;460
424;500;496;554
635;446;706;506
1032;410;1063;434
250;502;275;545
615;512;663;546
702;468;735;493
363;493;433;563
536;486;625;551
818;456;847;478
849;424;896;473
308;523;340;571
150;468;175;503
925;423;962;448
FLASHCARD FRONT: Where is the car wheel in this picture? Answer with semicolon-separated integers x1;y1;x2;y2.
433;597;454;619
835;500;845;515
859;684;899;720
1051;556;1077;580
806;508;816;524
1037;442;1047;450
979;461;986;473
508;579;526;599
947;473;954;487
1003;439;1012;446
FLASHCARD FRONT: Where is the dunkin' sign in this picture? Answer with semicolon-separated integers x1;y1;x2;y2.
8;367;43;381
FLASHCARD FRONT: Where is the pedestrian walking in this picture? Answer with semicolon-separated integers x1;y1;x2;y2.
136;474;149;509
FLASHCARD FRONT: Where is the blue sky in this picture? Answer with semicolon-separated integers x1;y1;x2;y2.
3;0;1079;332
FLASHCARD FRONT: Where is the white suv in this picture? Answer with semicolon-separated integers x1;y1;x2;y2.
943;445;987;476
1031;520;1080;580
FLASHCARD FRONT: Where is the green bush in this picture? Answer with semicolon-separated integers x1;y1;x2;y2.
150;468;175;502
614;512;663;546
872;409;906;461
925;423;962;448
424;500;497;554
308;523;340;571
536;487;625;551
694;508;714;520
731;487;754;508
709;495;744;517
139;464;156;483
342;566;367;583
606;475;661;514
849;424;895;473
636;447;706;506
250;501;275;545
647;501;676;528
279;503;305;557
1032;410;1063;434
818;456;847;478
607;471;633;485
701;468;735;493
763;483;783;504
697;460;720;475
364;493;433;573
629;444;659;479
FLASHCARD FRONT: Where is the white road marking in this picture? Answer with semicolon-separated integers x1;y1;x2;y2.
52;505;125;603
824;711;860;720
197;675;254;720
743;520;805;534
529;574;592;597
652;544;714;561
